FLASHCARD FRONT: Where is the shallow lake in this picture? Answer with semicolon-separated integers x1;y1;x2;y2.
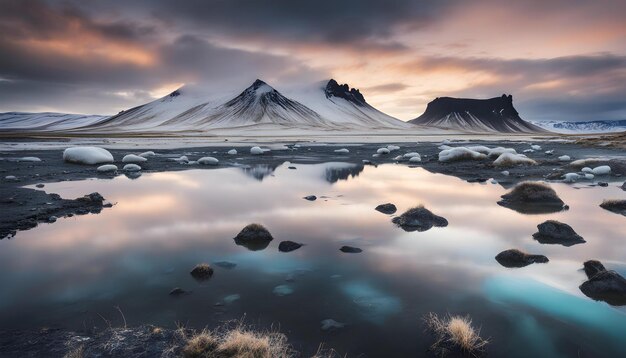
2;162;625;357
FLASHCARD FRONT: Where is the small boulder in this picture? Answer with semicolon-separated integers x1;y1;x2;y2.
278;241;303;252
375;203;397;214
392;206;448;232
495;249;549;268
169;287;187;296
599;199;626;216
190;263;214;281
579;261;626;306
233;223;273;251
583;260;606;278
497;181;566;214
303;195;317;201
532;220;585;246
340;246;362;253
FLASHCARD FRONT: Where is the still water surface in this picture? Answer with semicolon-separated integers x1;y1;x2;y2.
1;162;625;357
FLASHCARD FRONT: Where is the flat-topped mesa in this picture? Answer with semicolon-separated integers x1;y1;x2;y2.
410;94;545;133
324;79;367;106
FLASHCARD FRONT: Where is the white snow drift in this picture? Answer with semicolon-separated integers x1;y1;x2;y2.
63;146;114;165
197;156;219;165
334;148;350;153
250;146;264;155
97;164;118;172
592;165;611;175
122;154;147;163
493;153;537;167
439;147;486;162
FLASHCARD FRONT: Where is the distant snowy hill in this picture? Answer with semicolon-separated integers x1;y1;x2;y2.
529;119;626;134
409;95;545;133
0;112;107;131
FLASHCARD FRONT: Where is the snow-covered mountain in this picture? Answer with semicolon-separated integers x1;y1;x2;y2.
409;94;545;133
529;119;626;134
289;79;410;129
0;112;107;132
88;79;406;132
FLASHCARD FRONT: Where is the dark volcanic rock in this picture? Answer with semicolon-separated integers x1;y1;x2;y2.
325;79;366;106
169;287;187;296
375;203;397;214
583;260;606;278
392;206;448;232
0;188;110;239
303;195;317;201
190;263;214;281
599;199;626;216
278;240;303;252
233;223;274;251
532;220;585;246
340;246;362;253
409;94;544;133
495;249;549;268
497;181;567;214
621;182;626;191
579;261;626;306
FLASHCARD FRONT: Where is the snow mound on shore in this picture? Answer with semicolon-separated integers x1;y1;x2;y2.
493;153;537;167
97;164;118;172
63;147;114;165
197;156;219;165
439;147;487;162
122;154;147;163
592;165;611;175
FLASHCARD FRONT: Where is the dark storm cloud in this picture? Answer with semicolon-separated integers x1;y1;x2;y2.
116;0;452;47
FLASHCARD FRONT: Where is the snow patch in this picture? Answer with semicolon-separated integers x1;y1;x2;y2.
122;154;148;163
197;156;219;165
123;164;141;172
227;149;237;155
334;148;350;153
250;146;264;155
592;165;611;175
558;155;571;161
493;153;537;167
63;146;113;165
97;164;118;172
438;147;487;162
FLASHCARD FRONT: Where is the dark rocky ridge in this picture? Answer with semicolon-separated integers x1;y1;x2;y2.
410;94;546;133
324;79;366;106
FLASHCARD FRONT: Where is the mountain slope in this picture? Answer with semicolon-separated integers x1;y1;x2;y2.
289;79;411;129
409;94;545;133
529;119;626;133
0;112;107;131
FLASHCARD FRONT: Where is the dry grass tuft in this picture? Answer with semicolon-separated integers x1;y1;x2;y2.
178;323;294;358
181;329;220;358
424;312;488;357
63;345;84;358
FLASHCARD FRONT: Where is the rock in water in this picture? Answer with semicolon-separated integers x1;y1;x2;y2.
303;195;317;201
278;241;303;252
233;223;274;251
321;319;345;331
497;181;566;214
169;287;187;296
583;260;606;278
392;206;448;232
190;263;214;281
532;220;585;246
579;261;626;306
340;246;362;253
599;199;626;216
495;249;549;268
375;203;397;214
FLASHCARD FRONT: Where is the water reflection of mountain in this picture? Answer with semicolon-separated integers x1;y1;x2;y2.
240;164;278;181
324;163;365;183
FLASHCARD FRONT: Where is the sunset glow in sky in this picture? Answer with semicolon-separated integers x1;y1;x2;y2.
0;0;625;121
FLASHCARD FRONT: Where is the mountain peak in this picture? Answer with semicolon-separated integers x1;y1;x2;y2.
325;79;366;106
410;94;545;133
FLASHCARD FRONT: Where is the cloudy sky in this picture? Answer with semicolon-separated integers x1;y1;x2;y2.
0;0;624;121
